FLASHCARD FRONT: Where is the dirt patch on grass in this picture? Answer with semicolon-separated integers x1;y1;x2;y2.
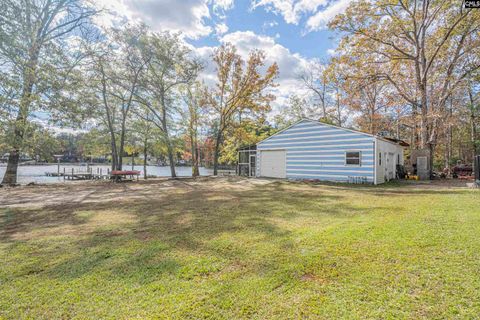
0;177;279;209
0;177;279;241
301;273;329;284
6;208;138;241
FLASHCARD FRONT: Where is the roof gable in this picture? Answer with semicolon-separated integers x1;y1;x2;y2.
257;118;373;146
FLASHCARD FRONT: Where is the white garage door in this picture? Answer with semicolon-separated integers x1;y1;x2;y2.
260;150;286;178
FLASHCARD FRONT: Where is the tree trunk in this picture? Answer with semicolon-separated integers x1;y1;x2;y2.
213;130;223;176
1;52;38;185
192;149;199;177
396;115;400;140
143;138;148;180
420;104;428;149
321;82;327;119
161;124;176;178
469;88;478;169
370;107;375;134
1;112;25;185
190;108;200;178
162;118;176;178
419;81;433;178
1;150;20;185
418;71;430;152
191;134;199;177
117;142;123;171
428;143;435;179
118;120;126;171
335;88;342;127
472;113;478;159
110;147;117;171
159;92;176;178
445;121;452;169
411;103;419;149
166;141;176;178
101;66;118;172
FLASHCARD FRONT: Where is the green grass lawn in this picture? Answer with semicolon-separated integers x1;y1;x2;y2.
1;178;479;319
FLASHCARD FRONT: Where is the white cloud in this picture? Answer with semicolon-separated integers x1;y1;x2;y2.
252;0;352;33
195;31;314;116
93;0;214;39
191;46;217;86
210;0;235;12
327;48;336;55
262;20;279;32
306;0;351;31
251;0;328;25
214;22;229;35
220;31;310;80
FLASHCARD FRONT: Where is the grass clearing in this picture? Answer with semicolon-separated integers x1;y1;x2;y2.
1;178;479;319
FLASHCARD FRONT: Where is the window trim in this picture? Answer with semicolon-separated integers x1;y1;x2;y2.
345;151;362;167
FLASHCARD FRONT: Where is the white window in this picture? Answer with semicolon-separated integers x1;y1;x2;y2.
345;151;361;166
379;152;382;166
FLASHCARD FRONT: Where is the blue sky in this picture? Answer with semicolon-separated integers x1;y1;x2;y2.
189;0;338;59
90;0;351;115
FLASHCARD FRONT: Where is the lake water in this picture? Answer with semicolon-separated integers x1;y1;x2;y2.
0;164;213;184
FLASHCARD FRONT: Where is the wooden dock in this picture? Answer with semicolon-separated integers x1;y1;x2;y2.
46;167;112;181
45;167;141;181
63;173;110;180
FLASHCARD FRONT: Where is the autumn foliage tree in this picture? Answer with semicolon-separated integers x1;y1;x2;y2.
205;44;279;175
331;55;391;134
330;0;480;173
136;32;201;177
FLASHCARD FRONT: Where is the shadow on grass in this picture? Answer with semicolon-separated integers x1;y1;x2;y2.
291;179;470;197
0;179;398;284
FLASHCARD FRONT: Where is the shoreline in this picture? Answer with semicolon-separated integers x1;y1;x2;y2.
0;163;199;167
0;164;219;185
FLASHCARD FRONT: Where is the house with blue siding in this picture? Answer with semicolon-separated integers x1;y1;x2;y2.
254;119;406;184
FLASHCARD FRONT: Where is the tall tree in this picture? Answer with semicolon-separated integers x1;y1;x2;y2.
273;95;310;128
324;64;348;127
205;44;278;175
300;61;331;121
0;0;96;185
88;25;146;171
136;31;201;177
220;118;275;165
331;0;480;174
337;59;390;134
181;83;204;177
130;108;159;179
467;80;480;162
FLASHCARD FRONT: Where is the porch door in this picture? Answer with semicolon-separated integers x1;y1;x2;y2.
249;155;256;177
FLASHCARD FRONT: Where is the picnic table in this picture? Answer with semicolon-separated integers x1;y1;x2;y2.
110;170;141;182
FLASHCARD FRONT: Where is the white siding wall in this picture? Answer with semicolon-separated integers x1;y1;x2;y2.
257;119;376;183
374;138;405;184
